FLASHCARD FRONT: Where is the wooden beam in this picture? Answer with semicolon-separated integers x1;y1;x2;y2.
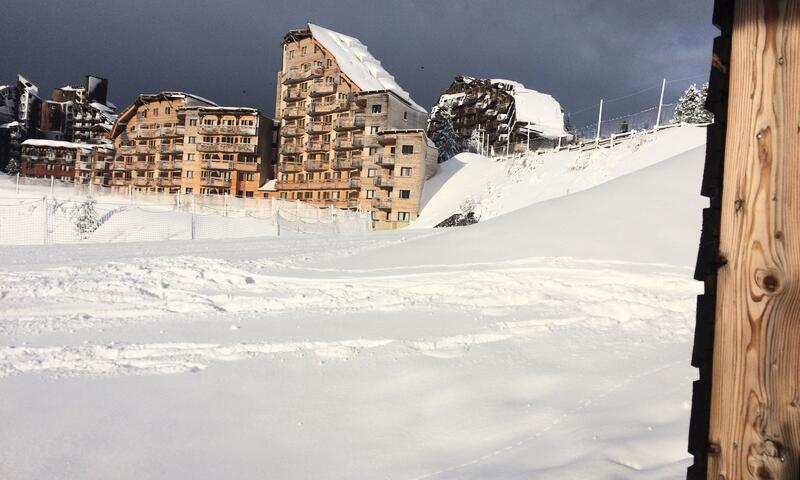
707;1;800;479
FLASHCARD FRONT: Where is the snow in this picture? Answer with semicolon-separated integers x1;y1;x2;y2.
490;79;567;138
21;138;102;150
416;125;707;229
259;178;277;191
308;23;427;113
0;126;708;479
0;121;20;128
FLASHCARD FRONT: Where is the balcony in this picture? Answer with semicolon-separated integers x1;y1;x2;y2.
279;161;303;172
156;177;181;187
306;141;331;152
333;157;363;170
305;160;329;171
133;177;153;187
197;143;256;153
283;88;307;102
282;107;305;120
157;160;182;170
374;176;394;188
134;160;155;170
375;154;396;167
309;81;337;97
159;144;183;154
281;125;305;137
118;145;136;154
136;145;155;154
159;126;185;136
372;198;392;210
307;121;332;134
362;135;381;148
280;143;304;155
76;161;92;170
135;128;160;138
199;125;257;136
111;177;128;187
334;136;364;150
310;100;349;116
202;177;231;188
347;199;360;209
202;159;232;170
233;161;259;172
348;178;361;189
283;66;324;84
334;115;365;131
378;133;398;145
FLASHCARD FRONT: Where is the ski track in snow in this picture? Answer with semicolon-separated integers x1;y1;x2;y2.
0;253;699;378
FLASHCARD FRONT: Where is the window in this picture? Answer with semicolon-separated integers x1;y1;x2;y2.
304;191;312;199
241;137;252;144
397;212;411;222
400;167;412;177
332;191;340;199
203;136;214;143
326;59;333;67
368;147;378;155
404;112;408;120
188;136;196;144
280;192;288;199
203;118;216;125
189;119;198;126
370;126;380;134
185;170;194;178
366;190;375;199
367;169;376;178
281;173;288;181
165;107;171;114
371;104;382;114
246;173;255;181
245;191;254;198
186;153;195;161
153;108;159;116
402;145;414;154
222;154;234;161
398;189;411;199
301;46;308;56
223;119;235;126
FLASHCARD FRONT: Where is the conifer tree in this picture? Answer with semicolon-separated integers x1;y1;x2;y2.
431;104;461;163
4;157;19;175
72;195;100;239
673;83;714;124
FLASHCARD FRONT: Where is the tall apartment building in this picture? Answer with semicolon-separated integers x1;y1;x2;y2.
428;76;569;155
270;24;438;228
110;92;275;196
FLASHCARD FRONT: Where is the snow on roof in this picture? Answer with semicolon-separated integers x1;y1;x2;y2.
490;79;567;139
22;139;108;150
259;179;277;191
308;23;426;114
0;121;20;128
90;102;115;114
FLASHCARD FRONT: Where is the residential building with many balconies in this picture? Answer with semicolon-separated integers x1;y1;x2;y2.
19;139;112;184
110;92;276;196
269;24;438;228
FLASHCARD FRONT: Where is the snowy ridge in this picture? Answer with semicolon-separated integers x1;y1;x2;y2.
309;23;426;113
21;138;113;150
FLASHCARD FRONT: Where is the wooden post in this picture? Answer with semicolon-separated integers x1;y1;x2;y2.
691;1;800;479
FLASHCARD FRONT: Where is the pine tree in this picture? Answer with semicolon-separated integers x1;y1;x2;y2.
466;129;483;154
618;120;630;134
72;195;100;239
673;83;714;124
431;104;461;163
4;157;19;175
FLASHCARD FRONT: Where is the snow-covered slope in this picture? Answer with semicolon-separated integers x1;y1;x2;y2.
416;125;707;229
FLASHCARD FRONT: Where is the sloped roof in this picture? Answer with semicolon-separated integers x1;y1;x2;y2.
308;24;426;113
491;79;567;139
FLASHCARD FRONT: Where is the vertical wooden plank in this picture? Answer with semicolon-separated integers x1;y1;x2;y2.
708;1;800;479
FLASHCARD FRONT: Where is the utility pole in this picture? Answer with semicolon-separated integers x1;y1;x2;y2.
688;1;800;479
655;78;667;128
595;99;603;143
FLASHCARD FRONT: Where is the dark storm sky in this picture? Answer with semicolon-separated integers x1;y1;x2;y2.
1;0;716;129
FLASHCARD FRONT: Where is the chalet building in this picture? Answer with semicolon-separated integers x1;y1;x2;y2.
269;23;438;228
19;139;111;183
110;92;276;196
428;76;569;156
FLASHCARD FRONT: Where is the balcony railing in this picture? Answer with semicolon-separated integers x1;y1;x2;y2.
372;198;392;210
283;66;324;84
158;160;183;170
111;177;128;187
280;143;304;155
156;177;181;187
281;125;305;137
310;100;350;115
334;136;364;150
373;176;394;188
134;161;155;170
135;128;160;138
309;81;337;97
333;157;363;170
305;160;329;171
76;161;92;170
347;199;360;209
279;161;304;172
198;125;257;136
348;178;361;189
375;154;396;167
202;159;232;170
282;107;305;119
307;121;332;134
283;88;307;101
136;145;155;154
133;177;153;187
334;115;365;131
378;133;398;145
196;143;256;153
306;141;331;152
159;126;185;136
202;177;231;188
118;145;136;154
159;144;183;154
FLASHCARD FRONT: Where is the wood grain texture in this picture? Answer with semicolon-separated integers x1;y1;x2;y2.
708;1;800;479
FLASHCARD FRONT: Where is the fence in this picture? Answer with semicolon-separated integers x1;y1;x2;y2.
0;178;373;245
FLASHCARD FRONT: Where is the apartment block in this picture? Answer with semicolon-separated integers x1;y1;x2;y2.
269;24;438;228
110;92;275;196
428;76;568;155
19;139;111;184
